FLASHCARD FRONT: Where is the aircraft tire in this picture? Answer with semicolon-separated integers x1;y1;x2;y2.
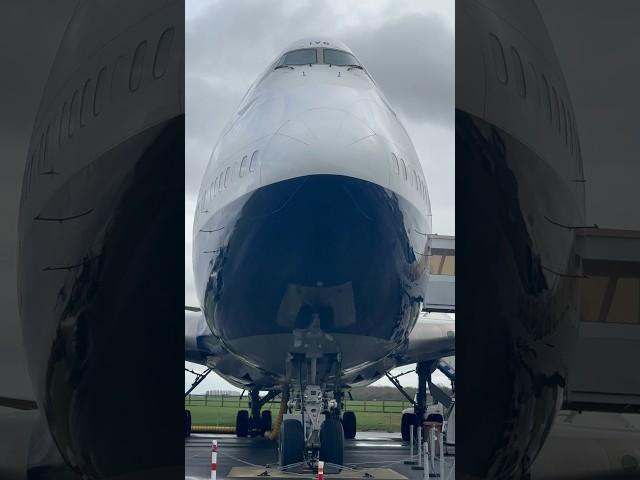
279;419;304;466
401;412;416;442
184;410;192;437
236;410;249;437
261;410;272;433
342;411;356;439
319;416;344;465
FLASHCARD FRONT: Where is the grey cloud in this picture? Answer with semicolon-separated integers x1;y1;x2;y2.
344;13;454;126
185;0;454;198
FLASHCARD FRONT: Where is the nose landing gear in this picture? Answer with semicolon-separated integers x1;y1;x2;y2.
277;319;347;470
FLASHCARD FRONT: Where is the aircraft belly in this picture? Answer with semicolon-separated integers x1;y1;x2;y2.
195;174;430;375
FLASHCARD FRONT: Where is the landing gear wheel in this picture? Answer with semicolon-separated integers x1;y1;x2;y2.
236;410;249;437
279;419;304;467
184;410;192;437
320;416;344;465
401;412;416;442
261;410;272;433
342;411;356;439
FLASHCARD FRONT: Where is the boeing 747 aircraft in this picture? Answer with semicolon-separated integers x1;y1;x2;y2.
186;38;456;467
456;0;587;477
1;0;184;478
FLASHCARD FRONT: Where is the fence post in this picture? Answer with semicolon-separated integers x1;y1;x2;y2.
439;430;444;480
211;440;218;480
382;400;386;413
205;392;208;407
404;425;416;465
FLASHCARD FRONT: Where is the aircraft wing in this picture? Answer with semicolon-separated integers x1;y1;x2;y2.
397;316;455;365
424;235;455;313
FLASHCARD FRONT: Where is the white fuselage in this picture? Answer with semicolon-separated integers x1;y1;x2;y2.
192;39;431;384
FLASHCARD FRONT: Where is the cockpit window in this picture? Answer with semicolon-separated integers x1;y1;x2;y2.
280;48;317;66
323;48;359;67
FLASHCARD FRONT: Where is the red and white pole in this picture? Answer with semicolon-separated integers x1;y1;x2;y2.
317;460;324;480
211;440;218;480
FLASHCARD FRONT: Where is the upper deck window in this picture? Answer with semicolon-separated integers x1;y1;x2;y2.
323;49;359;67
280;48;317;66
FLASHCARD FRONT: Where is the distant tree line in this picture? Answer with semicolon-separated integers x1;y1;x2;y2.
349;385;454;401
349;386;418;401
204;389;242;396
203;385;454;402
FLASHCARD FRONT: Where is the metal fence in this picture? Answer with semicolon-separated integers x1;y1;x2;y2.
184;394;414;413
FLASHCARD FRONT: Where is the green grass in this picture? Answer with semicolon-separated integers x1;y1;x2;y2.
185;397;409;432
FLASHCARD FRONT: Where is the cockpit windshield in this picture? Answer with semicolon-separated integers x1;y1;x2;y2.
280;48;318;66
323;48;359;67
276;47;362;69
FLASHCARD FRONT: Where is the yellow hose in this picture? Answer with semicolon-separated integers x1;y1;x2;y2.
190;425;236;434
265;386;289;440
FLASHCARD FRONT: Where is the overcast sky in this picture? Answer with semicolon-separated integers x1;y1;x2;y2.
184;0;455;392
536;0;640;230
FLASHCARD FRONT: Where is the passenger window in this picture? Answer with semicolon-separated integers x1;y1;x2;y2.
45;125;50;167
69;90;79;137
323;49;359;67
249;150;259;172
94;67;107;116
568;111;574;155
401;158;408;181
528;63;539;109
541;75;551;123
59;102;68;146
224;166;231;188
280;48;317;66
38;130;45;171
561;100;568;144
130;41;147;92
153;27;175;79
217;172;223;191
488;34;508;84
239;155;248;177
510;47;526;97
80;79;92;127
552;87;560;134
391;153;399;175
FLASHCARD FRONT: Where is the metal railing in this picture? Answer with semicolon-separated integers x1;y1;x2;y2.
184;394;414;413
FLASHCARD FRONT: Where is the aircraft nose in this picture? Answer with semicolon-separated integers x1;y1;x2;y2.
261;107;391;187
281;108;375;148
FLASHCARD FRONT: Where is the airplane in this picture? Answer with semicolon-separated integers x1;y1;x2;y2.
1;0;185;478
186;37;456;467
456;0;589;477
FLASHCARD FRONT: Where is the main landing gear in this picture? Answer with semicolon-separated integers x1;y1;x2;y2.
389;361;436;441
235;389;279;437
391;361;454;442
